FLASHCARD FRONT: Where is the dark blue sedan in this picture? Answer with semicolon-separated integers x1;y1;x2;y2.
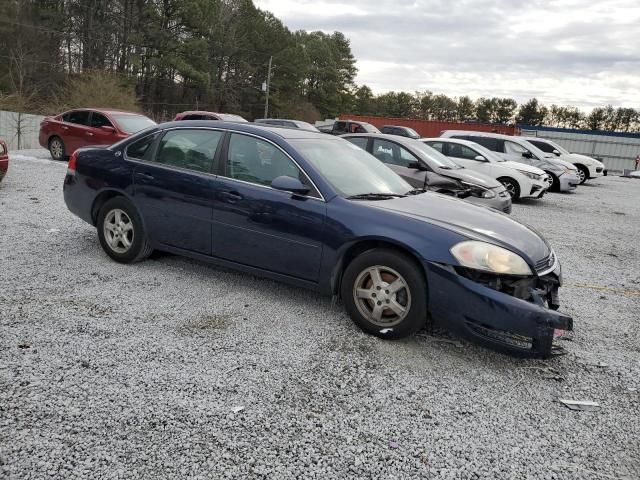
63;121;572;357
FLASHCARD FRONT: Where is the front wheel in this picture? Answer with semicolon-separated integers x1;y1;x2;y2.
576;165;588;184
97;197;152;263
546;172;560;192
498;177;520;201
341;248;427;339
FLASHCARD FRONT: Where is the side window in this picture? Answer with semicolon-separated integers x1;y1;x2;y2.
126;133;159;161
183;114;204;120
372;139;417;167
530;140;554;153
155;129;222;172
504;141;528;155
334;122;347;133
345;137;368;150
426;141;445;153
381;126;392;134
64;111;90;126
225;134;317;196
90;113;113;129
448;144;482;160
470;136;499;152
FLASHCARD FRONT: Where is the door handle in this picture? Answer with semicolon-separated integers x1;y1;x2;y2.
61;126;69;130
137;172;155;181
86;132;94;136
220;190;243;203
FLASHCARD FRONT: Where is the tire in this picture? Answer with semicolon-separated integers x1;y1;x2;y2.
96;197;152;264
341;248;427;339
547;172;560;192
576;165;589;184
498;177;520;201
48;136;66;161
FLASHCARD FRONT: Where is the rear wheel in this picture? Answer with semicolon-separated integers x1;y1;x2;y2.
97;197;152;264
498;177;520;201
576;165;588;184
48;136;65;161
341;248;427;339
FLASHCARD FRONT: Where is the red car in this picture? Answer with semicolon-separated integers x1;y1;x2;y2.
173;110;248;122
0;140;8;182
39;108;156;160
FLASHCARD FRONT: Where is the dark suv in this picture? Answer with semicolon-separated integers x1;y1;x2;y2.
380;125;421;139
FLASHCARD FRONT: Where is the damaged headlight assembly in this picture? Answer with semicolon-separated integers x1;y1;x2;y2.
459;182;496;199
450;241;532;276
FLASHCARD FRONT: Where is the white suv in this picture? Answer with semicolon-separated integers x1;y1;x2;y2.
522;137;605;184
440;130;581;192
422;138;549;201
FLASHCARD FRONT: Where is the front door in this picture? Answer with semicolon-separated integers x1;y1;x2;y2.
88;111;120;146
131;128;223;254
61;110;91;152
212;132;325;282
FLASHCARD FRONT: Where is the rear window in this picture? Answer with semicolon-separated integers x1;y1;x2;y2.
469;136;502;152
112;114;156;134
62;111;90;126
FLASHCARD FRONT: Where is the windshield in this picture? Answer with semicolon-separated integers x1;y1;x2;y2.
295;121;320;132
362;123;381;133
290;137;412;197
411;140;462;169
112;115;157;134
465;142;506;162
405;127;420;137
218;114;248;123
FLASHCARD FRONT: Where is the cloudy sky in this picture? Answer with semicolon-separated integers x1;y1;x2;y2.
254;0;640;110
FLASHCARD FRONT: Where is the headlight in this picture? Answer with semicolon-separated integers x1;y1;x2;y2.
450;241;533;275
516;170;542;181
460;182;496;199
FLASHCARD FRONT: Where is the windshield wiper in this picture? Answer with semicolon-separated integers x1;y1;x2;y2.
439;166;453;170
406;188;427;195
347;192;407;200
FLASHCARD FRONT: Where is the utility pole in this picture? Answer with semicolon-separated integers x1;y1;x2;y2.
264;56;272;119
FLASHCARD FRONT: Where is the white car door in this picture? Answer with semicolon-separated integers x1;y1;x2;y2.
443;142;497;176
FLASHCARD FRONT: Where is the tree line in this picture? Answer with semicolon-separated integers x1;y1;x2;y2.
0;0;638;133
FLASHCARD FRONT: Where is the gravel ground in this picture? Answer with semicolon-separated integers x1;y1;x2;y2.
1;151;639;480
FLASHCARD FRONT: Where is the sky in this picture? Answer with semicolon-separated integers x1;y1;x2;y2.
254;0;640;110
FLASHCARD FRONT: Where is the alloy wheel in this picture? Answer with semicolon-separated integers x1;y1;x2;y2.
103;209;134;254
352;265;411;327
50;139;63;159
501;180;517;198
577;168;586;183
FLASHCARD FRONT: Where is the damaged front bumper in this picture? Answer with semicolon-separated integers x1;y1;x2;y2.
425;261;573;358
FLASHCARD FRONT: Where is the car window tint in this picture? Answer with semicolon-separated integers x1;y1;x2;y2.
504;141;528;155
529;140;554;153
65;111;90;126
226;133;316;195
345;137;368;150
126;133;159;161
372;139;417;167
381;127;392;134
155;129;222;172
470;136;499;151
427;141;444;153
90;113;113;128
334;122;347;133
448;143;481;160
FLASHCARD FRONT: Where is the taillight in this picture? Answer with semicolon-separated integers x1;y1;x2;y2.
67;150;78;175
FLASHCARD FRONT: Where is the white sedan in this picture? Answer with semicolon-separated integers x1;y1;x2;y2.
422;138;549;201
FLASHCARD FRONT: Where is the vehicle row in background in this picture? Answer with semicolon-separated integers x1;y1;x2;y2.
318;120;381;135
173;111;248;123
440;131;580;192
254;118;320;132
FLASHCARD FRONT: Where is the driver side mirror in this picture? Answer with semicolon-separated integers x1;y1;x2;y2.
271;175;310;195
522;151;533;159
474;155;486;162
408;161;428;171
552;149;561;156
100;125;116;133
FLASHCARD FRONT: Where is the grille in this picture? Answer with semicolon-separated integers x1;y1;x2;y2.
535;252;555;273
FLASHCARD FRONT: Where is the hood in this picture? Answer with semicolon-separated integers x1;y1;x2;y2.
367;193;551;264
436;167;501;189
539;156;575;172
501;160;546;176
562;152;604;167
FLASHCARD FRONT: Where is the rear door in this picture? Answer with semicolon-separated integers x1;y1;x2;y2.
131;128;223;254
211;132;325;281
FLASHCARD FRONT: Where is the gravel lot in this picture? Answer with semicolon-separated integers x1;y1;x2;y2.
1;151;639;480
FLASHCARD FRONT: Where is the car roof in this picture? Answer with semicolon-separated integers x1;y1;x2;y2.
382;125;411;129
63;108;145;116
158;120;328;139
423;137;481;147
342;132;424;146
442;130;518;140
177;110;222;116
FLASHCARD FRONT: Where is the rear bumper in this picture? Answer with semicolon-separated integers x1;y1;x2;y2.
425;261;573;358
588;165;605;178
63;173;96;225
